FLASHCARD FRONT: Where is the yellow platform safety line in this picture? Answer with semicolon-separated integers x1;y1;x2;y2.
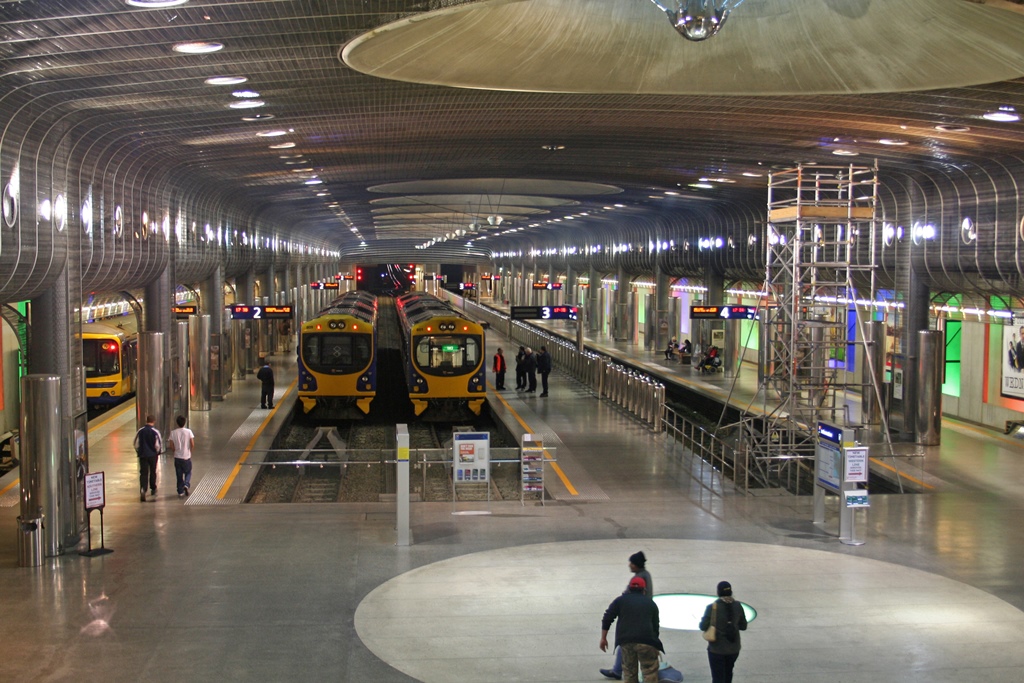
217;379;297;500
868;456;935;490
489;384;579;496
0;399;138;497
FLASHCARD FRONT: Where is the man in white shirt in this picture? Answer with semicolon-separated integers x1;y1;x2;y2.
167;415;195;497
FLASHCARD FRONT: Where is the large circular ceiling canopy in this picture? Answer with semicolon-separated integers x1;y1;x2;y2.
343;0;1024;95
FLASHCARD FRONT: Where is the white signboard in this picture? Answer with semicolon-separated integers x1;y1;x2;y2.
844;447;869;483
84;471;106;510
453;432;490;484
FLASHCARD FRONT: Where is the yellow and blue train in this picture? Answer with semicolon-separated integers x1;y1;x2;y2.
396;292;486;418
82;322;138;407
298;291;378;415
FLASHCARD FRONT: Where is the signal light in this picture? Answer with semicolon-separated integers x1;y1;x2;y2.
426;326;432;332
463;326;468;331
101;342;118;352
316;324;322;330
352;325;358;330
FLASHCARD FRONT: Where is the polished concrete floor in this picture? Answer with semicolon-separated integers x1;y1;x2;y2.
2;324;1024;682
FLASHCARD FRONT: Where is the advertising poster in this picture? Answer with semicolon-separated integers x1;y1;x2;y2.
453;432;490;484
1001;322;1024;400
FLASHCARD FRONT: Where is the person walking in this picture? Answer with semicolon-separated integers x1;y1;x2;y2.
493;347;507;390
599;576;663;683
699;581;748;683
601;551;653;680
515;345;527;390
537;345;552;397
523;347;538;393
257;358;275;409
133;414;162;502
167;415;195;497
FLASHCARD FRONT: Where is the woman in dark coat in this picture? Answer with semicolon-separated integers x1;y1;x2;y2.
699;581;748;683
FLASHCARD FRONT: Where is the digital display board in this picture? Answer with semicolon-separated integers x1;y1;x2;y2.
511;305;578;321
459;282;476;290
342;275;355;281
172;305;197;317
229;305;293;320
310;281;340;290
690;305;758;320
532;282;563;290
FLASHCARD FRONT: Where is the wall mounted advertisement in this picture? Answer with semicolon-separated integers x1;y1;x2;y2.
453;432;490;484
1000;320;1024;400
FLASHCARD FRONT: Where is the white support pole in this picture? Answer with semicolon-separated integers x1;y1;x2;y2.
396;424;410;546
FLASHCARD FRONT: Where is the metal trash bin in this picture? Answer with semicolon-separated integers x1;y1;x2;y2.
17;516;43;567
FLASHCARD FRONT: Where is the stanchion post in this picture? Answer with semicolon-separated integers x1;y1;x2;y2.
396;425;410;546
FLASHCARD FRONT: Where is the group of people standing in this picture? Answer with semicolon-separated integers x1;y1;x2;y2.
599;551;748;683
492;345;552;397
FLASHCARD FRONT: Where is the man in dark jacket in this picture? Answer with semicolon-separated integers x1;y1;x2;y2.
537;345;552;397
256;358;275;409
515;346;527;390
133;414;162;502
600;576;662;683
523;347;538;393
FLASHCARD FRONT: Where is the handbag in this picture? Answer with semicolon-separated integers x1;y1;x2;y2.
702;602;717;642
640;656;684;682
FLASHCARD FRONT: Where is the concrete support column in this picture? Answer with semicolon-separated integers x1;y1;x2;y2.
705;267;725;305
564;264;574;308
200;265;226;400
614;265;629;341
531;262;539;306
654;263;671;353
588;265;600;333
901;267;931;437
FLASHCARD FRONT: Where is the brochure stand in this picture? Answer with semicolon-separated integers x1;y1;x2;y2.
520;434;546;506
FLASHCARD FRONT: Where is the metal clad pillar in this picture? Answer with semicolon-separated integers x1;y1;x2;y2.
174;321;189;421
655;264;670;354
20;375;62;559
862;320;886;424
614;266;629;341
916;330;943;445
201;266;226;400
190;315;211;411
588;266;600;333
902;268;931;438
145;268;174;439
724;318;742;377
137;332;166;437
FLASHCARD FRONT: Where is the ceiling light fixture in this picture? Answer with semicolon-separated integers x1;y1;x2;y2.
172;41;223;54
269;142;296;149
127;0;188;7
741;172;763;177
256;130;288;137
541;144;566;150
304;179;323;185
229;100;264;109
832;149;859;156
689;182;714;189
242;114;274;121
983;106;1020;123
232;90;261;98
878;139;909;146
934;124;970;133
648;0;737;42
204;75;247;86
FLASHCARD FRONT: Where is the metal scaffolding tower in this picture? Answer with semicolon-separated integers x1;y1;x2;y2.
742;162;884;490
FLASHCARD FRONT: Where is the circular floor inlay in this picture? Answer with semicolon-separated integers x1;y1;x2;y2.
355;539;1024;683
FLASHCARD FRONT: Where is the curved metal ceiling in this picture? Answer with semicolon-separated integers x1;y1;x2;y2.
1;0;1023;268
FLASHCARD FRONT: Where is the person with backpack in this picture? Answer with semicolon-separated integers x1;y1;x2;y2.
699;581;748;683
257;358;275;409
536;346;552;397
515;346;527;391
133;414;162;502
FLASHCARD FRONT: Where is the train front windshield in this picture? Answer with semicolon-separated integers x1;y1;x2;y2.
303;333;372;374
414;335;481;375
83;339;121;377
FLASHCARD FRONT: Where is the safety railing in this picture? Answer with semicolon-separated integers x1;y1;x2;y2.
449;293;665;429
662;406;747;494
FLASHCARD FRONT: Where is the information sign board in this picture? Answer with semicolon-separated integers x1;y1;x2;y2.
532;282;563;290
690;305;758;320
815;423;843;493
310;281;340;290
459;282;476;290
844;446;869;483
453;432;490;484
84;471;106;511
172;305;197;318
511;305;579;321
228;305;293;320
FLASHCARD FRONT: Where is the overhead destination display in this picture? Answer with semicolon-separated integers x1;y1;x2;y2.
229;304;293;320
532;282;562;290
690;305;758;320
511;305;578;321
310;281;340;290
172;305;197;317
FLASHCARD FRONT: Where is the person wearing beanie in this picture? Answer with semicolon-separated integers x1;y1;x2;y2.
699;580;748;683
599;575;663;683
600;552;653;680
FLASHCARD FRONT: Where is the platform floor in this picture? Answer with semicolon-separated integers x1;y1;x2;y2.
2;322;1024;682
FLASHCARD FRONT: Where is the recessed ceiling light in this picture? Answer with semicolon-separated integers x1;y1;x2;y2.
278;154;303;159
878;139;908;146
664;191;679;196
232;90;261;98
241;114;273;121
614;204;625;208
256;130;288;137
229;100;264;109
316;192;328;197
269;142;296;149
832;149;859;156
127;0;188;7
541;144;566;150
983;106;1020;122
741;172;763;177
935;124;970;133
291;168;314;173
172;41;223;54
304;179;323;185
204;75;247;86
689;183;714;189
